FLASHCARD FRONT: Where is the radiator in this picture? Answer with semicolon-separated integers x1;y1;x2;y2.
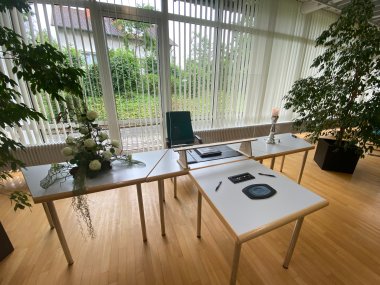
11;143;66;167
194;122;294;144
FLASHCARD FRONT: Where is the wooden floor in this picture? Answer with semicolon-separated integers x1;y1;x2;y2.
1;149;379;285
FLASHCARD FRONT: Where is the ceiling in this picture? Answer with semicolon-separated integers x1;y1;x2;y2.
299;0;380;26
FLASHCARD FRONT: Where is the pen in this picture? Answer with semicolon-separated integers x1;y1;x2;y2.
258;173;276;177
215;181;222;191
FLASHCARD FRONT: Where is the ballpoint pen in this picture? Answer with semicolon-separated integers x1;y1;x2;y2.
215;181;223;191
258;173;276;177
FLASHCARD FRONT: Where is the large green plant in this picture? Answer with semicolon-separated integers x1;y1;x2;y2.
0;1;84;209
284;0;380;153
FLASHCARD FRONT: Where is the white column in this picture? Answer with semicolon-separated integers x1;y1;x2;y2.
89;2;121;143
157;0;171;144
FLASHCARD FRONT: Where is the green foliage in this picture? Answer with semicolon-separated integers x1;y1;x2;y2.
110;49;141;94
0;27;84;101
9;191;31;211
284;0;380;153
0;0;29;13
0;1;84;210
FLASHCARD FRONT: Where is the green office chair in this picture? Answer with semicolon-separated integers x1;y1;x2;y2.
165;111;202;199
166;111;202;148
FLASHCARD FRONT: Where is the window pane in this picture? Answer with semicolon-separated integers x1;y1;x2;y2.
104;17;163;151
96;0;161;11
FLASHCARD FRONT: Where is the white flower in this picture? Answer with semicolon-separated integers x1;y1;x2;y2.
61;147;73;157
65;136;75;144
111;140;120;148
89;160;101;171
86;110;98;121
84;138;96;148
99;132;108;142
79;126;89;134
102;150;112;160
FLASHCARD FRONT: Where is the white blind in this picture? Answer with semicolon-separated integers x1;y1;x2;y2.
0;1;102;145
101;6;163;151
168;0;338;129
2;0;338;150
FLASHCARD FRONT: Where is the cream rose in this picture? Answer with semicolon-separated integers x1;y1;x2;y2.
102;150;112;160
79;126;89;134
84;138;96;148
61;147;73;157
111;140;120;148
86;110;98;121
99;132;108;142
65;135;75;144
89;160;101;171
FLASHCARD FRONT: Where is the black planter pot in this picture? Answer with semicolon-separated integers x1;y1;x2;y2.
314;138;362;174
0;222;14;261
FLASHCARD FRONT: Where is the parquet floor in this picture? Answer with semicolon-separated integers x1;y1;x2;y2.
0;149;379;285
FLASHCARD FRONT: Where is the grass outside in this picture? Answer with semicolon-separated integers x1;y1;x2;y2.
86;93;216;121
42;92;237;123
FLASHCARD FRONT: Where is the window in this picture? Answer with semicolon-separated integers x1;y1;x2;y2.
1;0;337;151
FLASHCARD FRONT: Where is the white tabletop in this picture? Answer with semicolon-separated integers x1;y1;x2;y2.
23;149;167;203
190;160;328;241
146;147;250;180
146;149;187;181
251;133;314;159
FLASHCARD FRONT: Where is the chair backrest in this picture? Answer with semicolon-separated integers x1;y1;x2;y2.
166;111;195;147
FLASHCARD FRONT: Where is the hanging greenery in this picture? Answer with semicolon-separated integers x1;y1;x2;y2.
39;108;145;238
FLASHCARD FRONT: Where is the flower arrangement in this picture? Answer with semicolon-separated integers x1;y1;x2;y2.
40;108;144;238
59;110;120;238
62;110;120;179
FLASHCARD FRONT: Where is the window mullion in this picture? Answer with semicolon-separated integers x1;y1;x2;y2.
89;2;121;144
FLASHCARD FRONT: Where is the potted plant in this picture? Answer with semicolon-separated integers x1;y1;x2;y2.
284;0;380;173
0;0;83;258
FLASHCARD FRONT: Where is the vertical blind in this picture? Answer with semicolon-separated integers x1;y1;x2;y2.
168;0;337;129
1;0;337;151
0;1;101;145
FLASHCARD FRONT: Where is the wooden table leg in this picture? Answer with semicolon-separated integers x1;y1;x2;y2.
280;155;286;172
230;241;242;285
270;157;276;169
162;180;166;202
197;191;202;238
297;151;309;184
42;202;55;229
283;217;304;269
46;201;74;265
136;183;147;241
158;180;166;236
173;176;177;198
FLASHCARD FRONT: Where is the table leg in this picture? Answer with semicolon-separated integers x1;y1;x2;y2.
158;180;166;236
46;201;74;265
270;157;276;169
162;181;166;203
173;176;177;198
230;241;242;285
136;183;147;241
297;151;309;184
280;155;286;172
197;191;202;238
283;217;304;269
42;202;55;229
259;159;263;164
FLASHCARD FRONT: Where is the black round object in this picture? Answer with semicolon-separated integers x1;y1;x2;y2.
242;184;277;199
